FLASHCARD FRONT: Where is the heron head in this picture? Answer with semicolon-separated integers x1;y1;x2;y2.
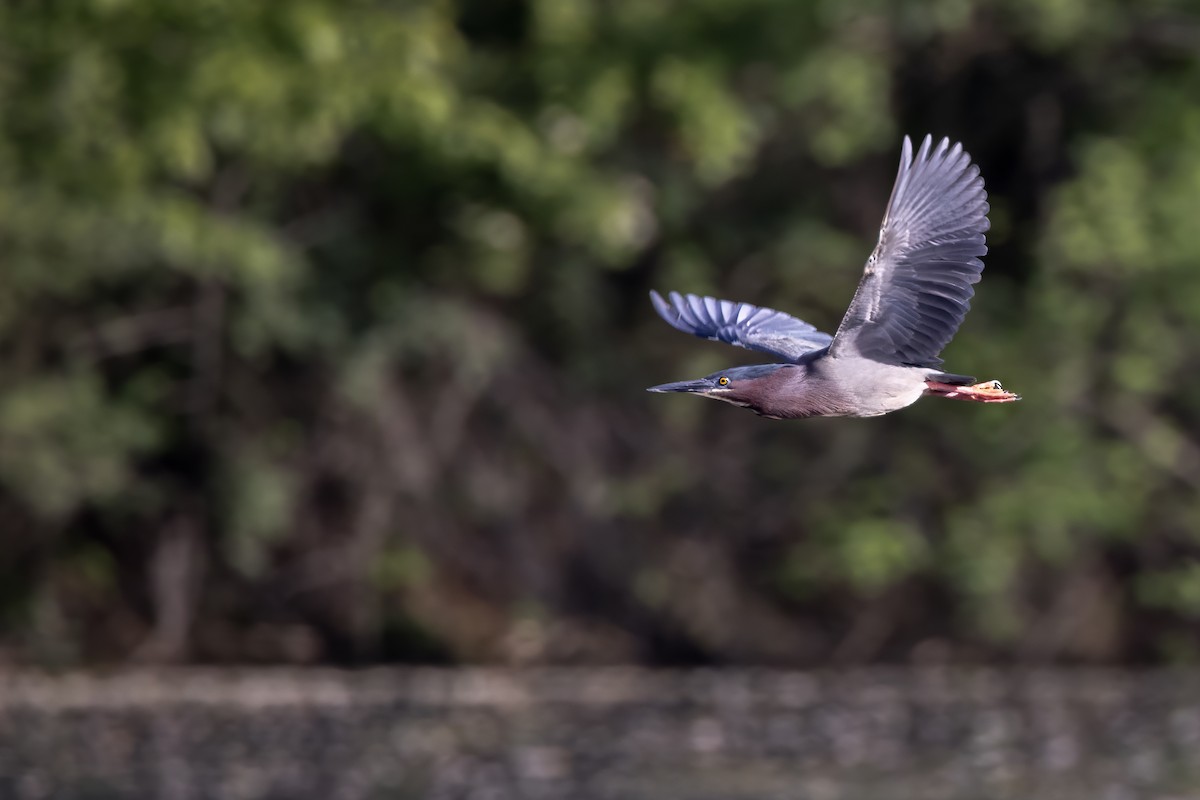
646;364;796;414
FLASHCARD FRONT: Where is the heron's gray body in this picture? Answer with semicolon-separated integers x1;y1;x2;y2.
648;135;1019;418
802;356;930;418
661;355;933;419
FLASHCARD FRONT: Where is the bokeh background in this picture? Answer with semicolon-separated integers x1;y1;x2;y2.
2;0;1200;672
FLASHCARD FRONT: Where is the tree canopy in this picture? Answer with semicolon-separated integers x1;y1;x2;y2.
2;0;1200;665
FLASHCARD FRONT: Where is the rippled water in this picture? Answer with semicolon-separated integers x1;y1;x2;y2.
1;668;1198;799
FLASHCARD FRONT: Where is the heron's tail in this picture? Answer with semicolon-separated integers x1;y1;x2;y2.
928;371;975;385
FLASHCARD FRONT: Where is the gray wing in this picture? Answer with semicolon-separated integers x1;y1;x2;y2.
650;290;833;363
829;135;990;367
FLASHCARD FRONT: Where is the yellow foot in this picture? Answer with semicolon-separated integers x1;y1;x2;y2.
926;379;1021;403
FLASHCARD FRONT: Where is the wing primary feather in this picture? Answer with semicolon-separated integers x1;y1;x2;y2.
830;135;990;366
649;290;834;363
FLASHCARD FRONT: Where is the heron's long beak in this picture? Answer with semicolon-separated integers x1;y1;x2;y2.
646;379;711;394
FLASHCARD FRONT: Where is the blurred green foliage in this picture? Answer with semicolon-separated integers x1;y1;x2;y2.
1;0;1200;666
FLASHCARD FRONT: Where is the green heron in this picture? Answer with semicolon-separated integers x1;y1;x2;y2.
648;134;1020;419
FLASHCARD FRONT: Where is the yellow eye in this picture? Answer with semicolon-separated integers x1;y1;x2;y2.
718;376;730;386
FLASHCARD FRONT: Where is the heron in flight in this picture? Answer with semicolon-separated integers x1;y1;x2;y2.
648;135;1019;419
